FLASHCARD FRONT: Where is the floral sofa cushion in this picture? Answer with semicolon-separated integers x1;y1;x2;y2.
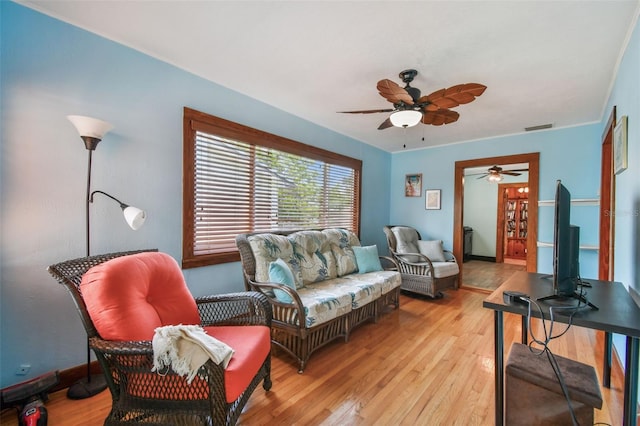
295;280;353;327
343;270;402;297
321;277;380;310
298;270;402;326
248;234;304;288
322;229;359;276
288;230;338;285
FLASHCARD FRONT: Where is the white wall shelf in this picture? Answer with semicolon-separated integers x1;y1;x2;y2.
538;198;600;207
537;241;599;250
538;197;600;251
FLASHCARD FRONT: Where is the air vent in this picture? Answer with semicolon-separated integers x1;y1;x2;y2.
525;123;553;132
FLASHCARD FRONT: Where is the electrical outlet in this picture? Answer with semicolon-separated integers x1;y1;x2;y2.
15;364;30;375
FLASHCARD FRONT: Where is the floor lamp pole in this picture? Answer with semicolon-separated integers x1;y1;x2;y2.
66;145;108;400
86;149;92;258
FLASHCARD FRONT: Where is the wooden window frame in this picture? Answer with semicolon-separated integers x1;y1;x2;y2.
182;107;362;269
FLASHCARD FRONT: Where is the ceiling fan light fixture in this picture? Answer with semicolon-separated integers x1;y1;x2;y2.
487;173;503;183
390;110;423;128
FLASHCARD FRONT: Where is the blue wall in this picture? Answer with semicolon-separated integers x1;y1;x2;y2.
0;2;390;387
390;124;603;279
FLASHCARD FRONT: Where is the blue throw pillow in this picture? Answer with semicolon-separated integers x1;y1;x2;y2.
268;258;296;303
353;245;383;273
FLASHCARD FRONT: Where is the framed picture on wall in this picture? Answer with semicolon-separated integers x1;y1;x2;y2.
614;115;628;175
405;174;422;197
425;189;441;210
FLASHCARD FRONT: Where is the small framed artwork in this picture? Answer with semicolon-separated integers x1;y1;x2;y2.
405;173;422;197
614;115;628;175
425;189;441;210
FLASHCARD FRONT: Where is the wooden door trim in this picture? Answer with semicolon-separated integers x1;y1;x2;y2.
454;153;540;286
599;107;616;280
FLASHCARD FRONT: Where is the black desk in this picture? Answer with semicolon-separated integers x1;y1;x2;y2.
483;272;640;426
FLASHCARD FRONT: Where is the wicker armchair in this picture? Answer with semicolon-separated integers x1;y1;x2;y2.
383;225;459;298
48;250;272;426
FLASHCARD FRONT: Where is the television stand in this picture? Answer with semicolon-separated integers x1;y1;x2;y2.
579;280;592;288
537;292;599;310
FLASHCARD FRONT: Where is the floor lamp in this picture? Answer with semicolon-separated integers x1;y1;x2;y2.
67;115;147;399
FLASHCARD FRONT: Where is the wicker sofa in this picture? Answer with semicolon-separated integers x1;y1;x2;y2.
236;228;401;372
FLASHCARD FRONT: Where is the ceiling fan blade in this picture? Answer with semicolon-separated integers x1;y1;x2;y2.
338;108;394;114
377;117;394;130
502;171;522;176
377;79;414;105
425;89;456;109
426;83;487;109
476;174;489;179
420;101;440;112
422;109;459;126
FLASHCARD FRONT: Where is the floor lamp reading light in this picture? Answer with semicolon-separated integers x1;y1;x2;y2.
67;115;147;399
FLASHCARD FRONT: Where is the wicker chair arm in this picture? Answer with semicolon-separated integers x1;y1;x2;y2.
245;279;306;328
393;252;436;276
394;252;435;267
90;336;153;355
379;255;399;271
196;291;272;327
443;249;458;263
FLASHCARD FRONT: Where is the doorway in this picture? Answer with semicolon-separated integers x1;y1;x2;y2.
453;153;540;290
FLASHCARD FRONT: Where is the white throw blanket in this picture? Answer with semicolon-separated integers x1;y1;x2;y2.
152;324;235;384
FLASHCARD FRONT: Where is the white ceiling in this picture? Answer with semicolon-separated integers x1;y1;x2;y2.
19;0;640;153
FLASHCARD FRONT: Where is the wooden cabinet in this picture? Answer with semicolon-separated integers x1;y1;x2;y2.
505;189;528;260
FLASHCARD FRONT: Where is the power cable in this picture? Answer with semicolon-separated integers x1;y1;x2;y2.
520;282;598;426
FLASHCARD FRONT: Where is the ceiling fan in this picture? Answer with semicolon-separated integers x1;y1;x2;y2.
339;69;486;130
475;165;529;181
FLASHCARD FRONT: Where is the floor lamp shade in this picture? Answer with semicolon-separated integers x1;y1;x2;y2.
67;115;113;142
123;206;146;230
90;191;147;231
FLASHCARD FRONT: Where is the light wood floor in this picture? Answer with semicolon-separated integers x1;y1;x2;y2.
1;289;626;425
462;260;526;291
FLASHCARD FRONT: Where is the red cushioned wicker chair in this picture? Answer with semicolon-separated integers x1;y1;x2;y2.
48;250;272;426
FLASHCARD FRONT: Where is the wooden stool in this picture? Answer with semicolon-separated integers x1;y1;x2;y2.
506;343;603;425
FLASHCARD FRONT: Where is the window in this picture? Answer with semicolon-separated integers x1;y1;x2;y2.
183;108;362;268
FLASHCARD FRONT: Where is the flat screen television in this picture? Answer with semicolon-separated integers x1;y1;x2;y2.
552;180;580;296
537;180;586;306
539;180;597;309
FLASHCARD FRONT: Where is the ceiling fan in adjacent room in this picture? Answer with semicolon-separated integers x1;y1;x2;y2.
474;165;529;182
339;69;486;130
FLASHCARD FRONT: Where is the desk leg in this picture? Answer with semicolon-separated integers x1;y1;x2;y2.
622;336;638;426
494;310;504;426
603;331;612;388
521;315;527;344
